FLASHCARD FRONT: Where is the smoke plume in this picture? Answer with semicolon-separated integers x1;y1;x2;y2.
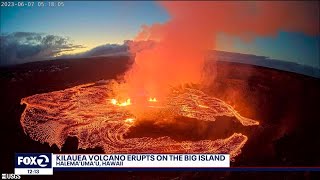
124;1;319;98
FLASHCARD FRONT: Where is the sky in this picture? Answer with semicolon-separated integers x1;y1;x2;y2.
1;1;319;68
1;2;169;51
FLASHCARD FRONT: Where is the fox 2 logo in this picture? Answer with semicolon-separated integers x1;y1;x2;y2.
15;153;52;168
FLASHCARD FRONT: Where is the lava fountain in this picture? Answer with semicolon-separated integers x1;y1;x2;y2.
20;80;259;160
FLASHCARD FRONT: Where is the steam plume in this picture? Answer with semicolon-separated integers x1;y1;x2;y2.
124;1;319;98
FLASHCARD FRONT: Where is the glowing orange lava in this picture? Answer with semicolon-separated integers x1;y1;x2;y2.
125;118;135;123
20;80;259;160
198;104;209;108
111;98;131;106
149;97;157;102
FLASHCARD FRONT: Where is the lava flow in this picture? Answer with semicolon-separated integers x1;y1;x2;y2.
111;98;131;106
20;80;259;160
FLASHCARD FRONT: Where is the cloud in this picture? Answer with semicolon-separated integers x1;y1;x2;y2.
0;32;156;65
0;32;84;66
59;40;156;59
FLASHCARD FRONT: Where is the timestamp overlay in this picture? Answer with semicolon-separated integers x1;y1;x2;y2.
1;1;65;8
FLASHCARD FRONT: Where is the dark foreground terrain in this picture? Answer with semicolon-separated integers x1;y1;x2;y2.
1;56;319;179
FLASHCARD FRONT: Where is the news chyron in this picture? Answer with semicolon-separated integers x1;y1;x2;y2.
4;153;230;177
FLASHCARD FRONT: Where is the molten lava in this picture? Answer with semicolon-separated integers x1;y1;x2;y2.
20;80;259;160
125;118;135;123
149;97;157;102
198;104;209;108
111;98;131;106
